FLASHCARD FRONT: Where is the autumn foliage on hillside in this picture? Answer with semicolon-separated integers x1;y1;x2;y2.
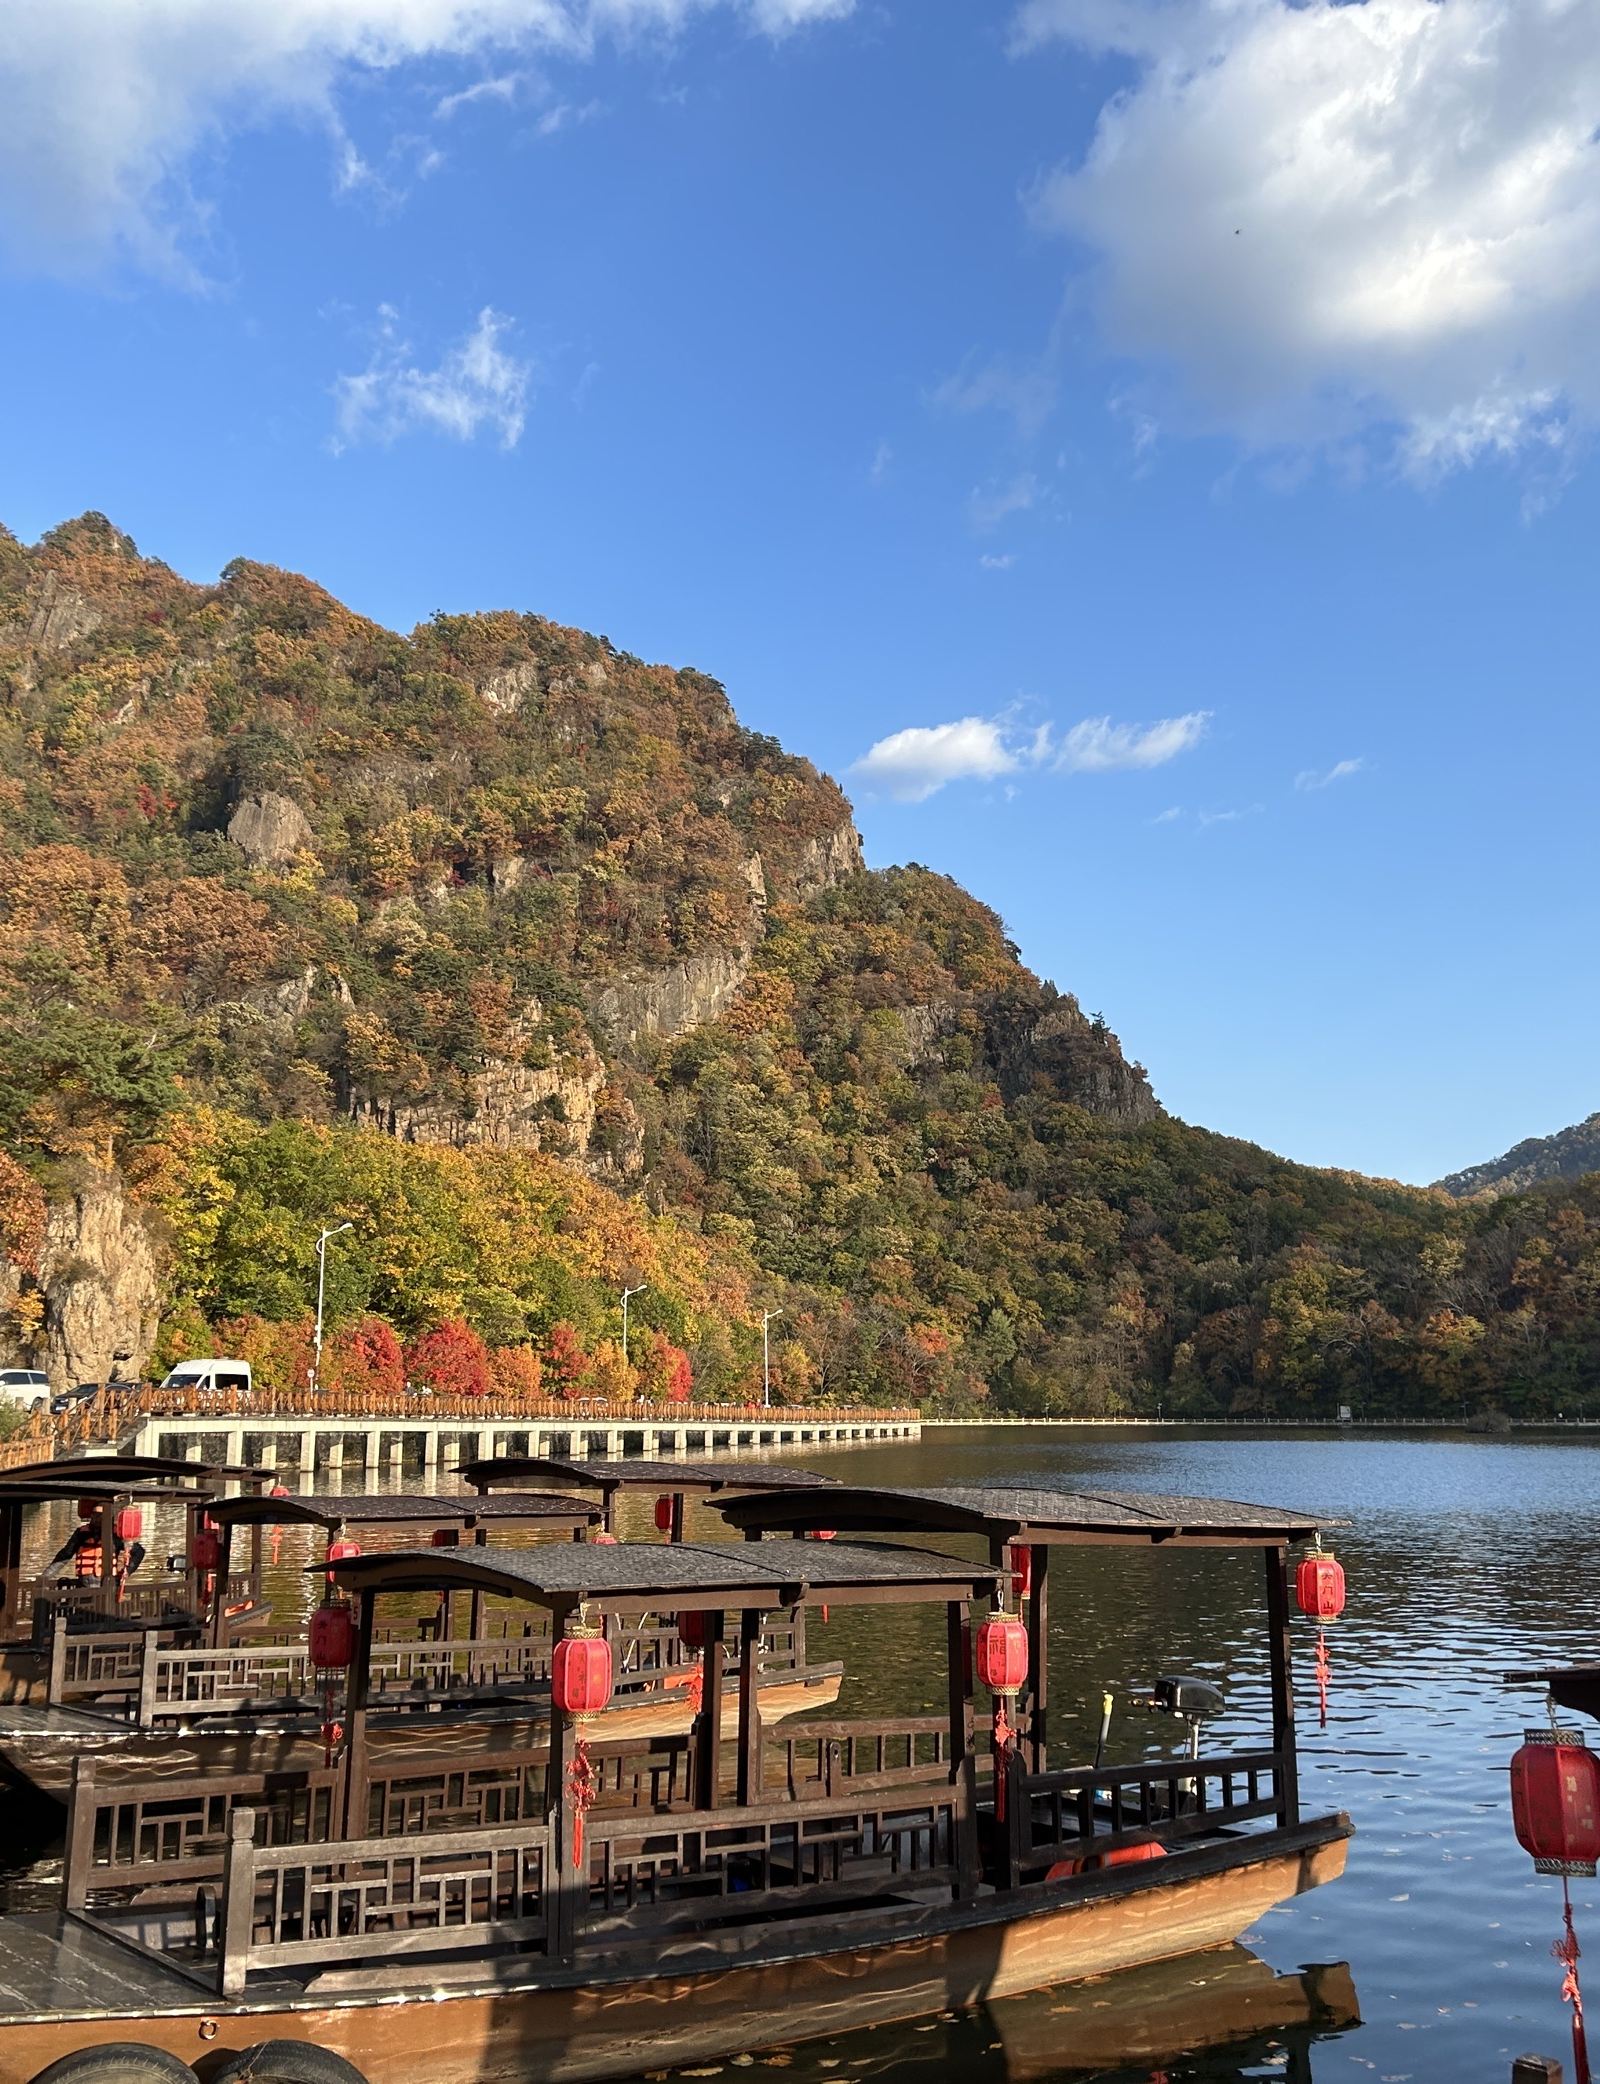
6;514;1600;1419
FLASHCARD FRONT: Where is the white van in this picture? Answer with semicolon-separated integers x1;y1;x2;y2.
0;1368;50;1413
158;1357;253;1399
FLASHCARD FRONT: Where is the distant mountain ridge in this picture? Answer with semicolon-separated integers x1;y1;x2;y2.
1435;1114;1600;1199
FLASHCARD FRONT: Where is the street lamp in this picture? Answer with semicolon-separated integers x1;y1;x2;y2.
310;1222;353;1394
621;1285;647;1366
761;1308;784;1410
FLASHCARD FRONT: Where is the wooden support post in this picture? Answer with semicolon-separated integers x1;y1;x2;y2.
946;1600;979;1898
137;1627;159;1728
211;1522;235;1647
62;1756;95;1913
0;1503;22;1636
736;1608;762;1804
670;1493;686;1544
98;1500;115;1609
1026;1545;1049;1774
1266;1544;1300;1828
218;1806;257;1998
47;1614;68;1706
340;1587;376;1840
695;1612;726;1810
1512;2059;1564;2084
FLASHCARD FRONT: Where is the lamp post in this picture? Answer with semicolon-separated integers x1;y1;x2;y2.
621;1285;647;1366
309;1222;353;1395
761;1308;784;1410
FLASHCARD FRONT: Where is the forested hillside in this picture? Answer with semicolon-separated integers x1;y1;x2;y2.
1437;1114;1600;1201
4;514;1600;1418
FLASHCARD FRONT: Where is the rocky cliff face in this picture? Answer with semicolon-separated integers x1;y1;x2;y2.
992;998;1160;1125
589;947;754;1058
0;1171;164;1389
1435;1112;1600;1199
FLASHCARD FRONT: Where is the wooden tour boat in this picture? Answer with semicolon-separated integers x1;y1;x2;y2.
0;1488;843;1796
0;1481;1353;2084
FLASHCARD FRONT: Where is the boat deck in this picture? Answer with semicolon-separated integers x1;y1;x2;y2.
0;1912;222;2020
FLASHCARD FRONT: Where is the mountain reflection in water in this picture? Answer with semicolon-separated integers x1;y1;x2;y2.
4;1425;1597;2080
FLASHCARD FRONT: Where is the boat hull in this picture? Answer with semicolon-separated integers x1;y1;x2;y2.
0;1668;843;1796
0;1817;1350;2084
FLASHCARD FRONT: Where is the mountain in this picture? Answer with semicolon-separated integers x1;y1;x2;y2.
1435;1114;1600;1199
6;513;1600;1421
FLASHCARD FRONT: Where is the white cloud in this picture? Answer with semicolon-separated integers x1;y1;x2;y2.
1056;711;1210;773
333;306;532;450
537;97;605;134
0;0;853;276
968;472;1040;532
1295;757;1365;792
931;354;1058;438
435;72;531;120
979;552;1015;571
1019;0;1600;474
1152;805;1182;824
852;717;1029;804
869;438;893;485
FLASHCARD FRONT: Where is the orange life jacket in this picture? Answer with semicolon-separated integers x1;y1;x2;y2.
75;1538;103;1581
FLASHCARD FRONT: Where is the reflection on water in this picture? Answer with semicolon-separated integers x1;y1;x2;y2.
7;1427;1599;2080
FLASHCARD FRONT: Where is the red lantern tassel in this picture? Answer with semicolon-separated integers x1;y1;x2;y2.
1315;1628;1332;1730
567;1734;597;1869
1558;1881;1593;2084
993;1701;1014;1824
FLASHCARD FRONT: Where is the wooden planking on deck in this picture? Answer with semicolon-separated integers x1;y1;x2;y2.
0;1914;214;2020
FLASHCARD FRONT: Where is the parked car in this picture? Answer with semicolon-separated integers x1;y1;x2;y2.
50;1382;104;1415
0;1368;50;1413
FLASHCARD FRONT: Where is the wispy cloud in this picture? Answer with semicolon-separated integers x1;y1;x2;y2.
1152;805;1182;825
853;716;1033;803
968;472;1039;533
537;98;604;137
434;73;529;121
1295;757;1365;792
333;305;532;451
979;552;1015;571
869;438;893;486
1056;712;1210;774
932;354;1058;438
1198;804;1263;829
854;705;1205;805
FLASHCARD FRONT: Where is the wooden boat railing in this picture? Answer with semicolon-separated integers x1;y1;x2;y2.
1002;1747;1290;1879
27;1573;245;1634
773;1715;952;1797
215;1809;557;1995
49;1617;809;1723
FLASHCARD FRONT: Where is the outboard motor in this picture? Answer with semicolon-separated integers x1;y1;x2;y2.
1133;1674;1226;1762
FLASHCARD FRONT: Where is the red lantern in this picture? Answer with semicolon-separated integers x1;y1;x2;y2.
325;1535;361;1584
679;1608;712;1650
189;1530;221;1573
551;1631;614;1718
1512;1731;1600;1875
811;1528;837;1543
113;1507;142;1543
269;1483;290;1499
1295;1550;1346;1623
430;1528;459;1548
975;1612;1029;1697
309;1601;355;1671
76;1498;100;1522
1009;1544;1034;1602
654;1496;675;1533
592;1531;618;1545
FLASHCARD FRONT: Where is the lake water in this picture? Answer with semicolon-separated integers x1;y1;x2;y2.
6;1426;1597;2084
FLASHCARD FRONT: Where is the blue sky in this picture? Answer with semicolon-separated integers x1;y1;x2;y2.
2;0;1597;1186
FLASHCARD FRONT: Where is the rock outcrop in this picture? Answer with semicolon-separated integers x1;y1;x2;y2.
26;570;102;653
227;790;315;868
992;999;1161;1126
589;946;753;1056
347;1009;609;1161
0;1171;164;1390
793;820;864;899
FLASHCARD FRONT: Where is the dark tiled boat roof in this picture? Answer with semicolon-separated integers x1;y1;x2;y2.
458;1454;837;1495
716;1482;1343;1545
324;1536;1001;1611
0;1454;258;1490
1506;1664;1600;1724
208;1490;601;1530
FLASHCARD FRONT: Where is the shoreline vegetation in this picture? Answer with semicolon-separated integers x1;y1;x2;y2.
4;517;1600;1425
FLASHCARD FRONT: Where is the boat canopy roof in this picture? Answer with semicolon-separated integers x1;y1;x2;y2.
0;1478;217;1507
1506;1664;1600;1725
0;1453;263;1491
324;1536;1001;1614
206;1489;602;1533
715;1482;1344;1548
458;1454;837;1497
